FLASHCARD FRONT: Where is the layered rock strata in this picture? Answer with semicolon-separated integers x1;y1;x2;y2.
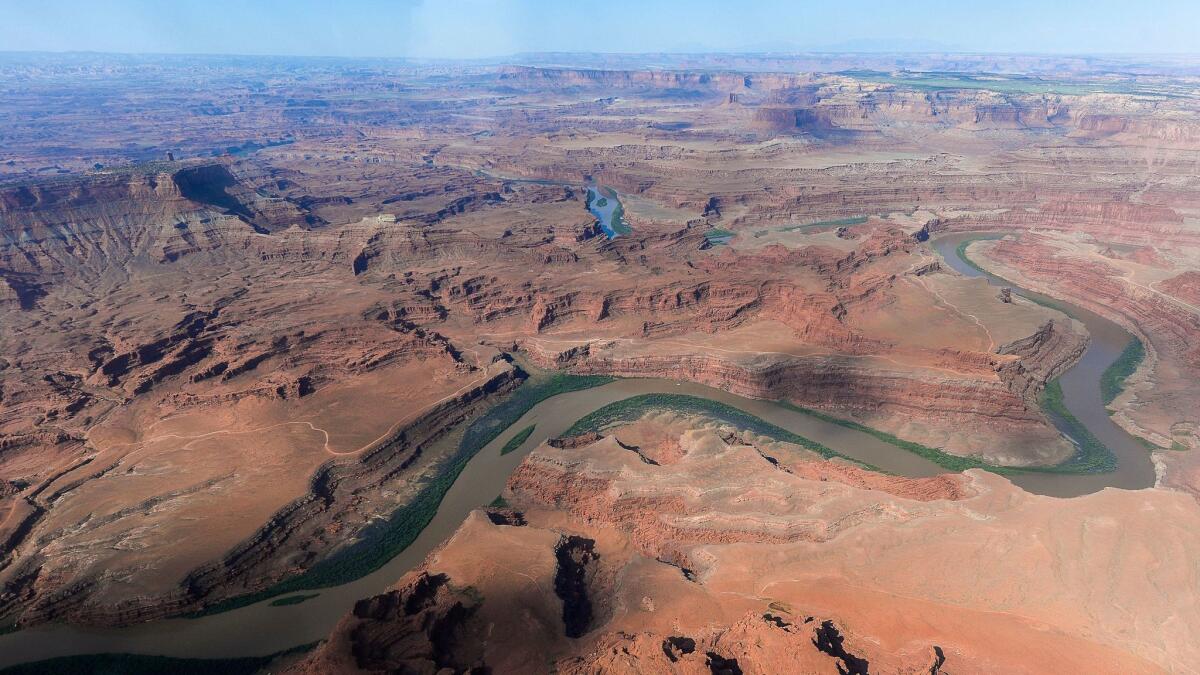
295;415;1196;673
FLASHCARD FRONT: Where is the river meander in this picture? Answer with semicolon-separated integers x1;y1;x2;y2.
932;232;1155;495
0;232;1156;668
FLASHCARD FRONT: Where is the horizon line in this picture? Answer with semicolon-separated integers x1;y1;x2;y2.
4;48;1200;62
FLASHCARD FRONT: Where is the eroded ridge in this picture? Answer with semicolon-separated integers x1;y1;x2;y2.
2;53;1199;669
294;413;1199;673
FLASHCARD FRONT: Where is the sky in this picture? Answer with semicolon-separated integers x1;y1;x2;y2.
1;0;1198;59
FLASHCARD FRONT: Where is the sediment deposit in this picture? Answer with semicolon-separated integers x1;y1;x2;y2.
1;52;1199;672
296;415;1198;673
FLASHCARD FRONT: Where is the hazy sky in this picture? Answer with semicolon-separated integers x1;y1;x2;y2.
1;0;1198;58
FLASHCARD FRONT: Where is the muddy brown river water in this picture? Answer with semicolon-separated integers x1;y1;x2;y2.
0;233;1156;667
933;232;1155;496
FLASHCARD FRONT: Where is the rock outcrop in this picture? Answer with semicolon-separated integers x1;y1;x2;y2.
5;52;1200;649
294;415;1196;673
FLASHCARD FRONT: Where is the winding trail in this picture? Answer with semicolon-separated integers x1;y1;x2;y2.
932;232;1156;496
0;233;1158;668
904;250;997;351
130;362;503;458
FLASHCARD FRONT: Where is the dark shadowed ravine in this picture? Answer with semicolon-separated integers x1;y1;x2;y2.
0;234;1156;668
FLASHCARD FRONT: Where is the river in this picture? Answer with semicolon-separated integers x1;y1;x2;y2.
468;171;627;238
932;232;1156;495
0;232;1156;667
585;186;627;237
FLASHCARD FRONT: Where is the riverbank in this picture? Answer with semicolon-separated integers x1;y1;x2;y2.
187;368;614;616
0;237;1160;668
585;185;631;236
0;643;317;675
934;232;1157;492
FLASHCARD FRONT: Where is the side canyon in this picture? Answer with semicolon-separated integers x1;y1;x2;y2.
1;52;1198;673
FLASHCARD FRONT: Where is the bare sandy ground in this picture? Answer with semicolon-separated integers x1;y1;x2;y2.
296;415;1199;673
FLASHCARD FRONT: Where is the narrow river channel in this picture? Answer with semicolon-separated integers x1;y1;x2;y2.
932;232;1156;495
0;232;1156;668
585;185;627;237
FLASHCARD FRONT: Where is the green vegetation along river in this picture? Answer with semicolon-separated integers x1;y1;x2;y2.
0;234;1157;669
933;232;1156;495
585;185;631;236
